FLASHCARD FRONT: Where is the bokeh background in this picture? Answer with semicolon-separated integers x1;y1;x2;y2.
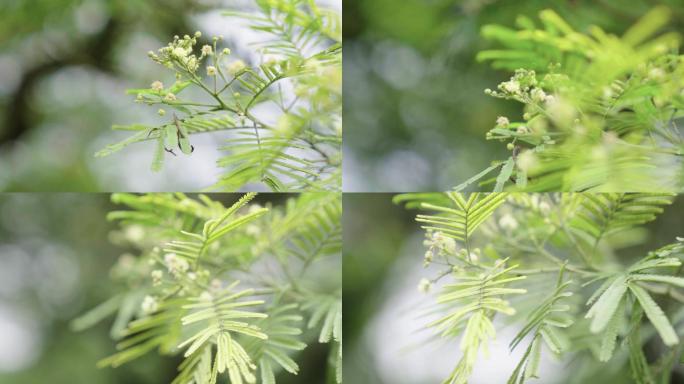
0;0;339;192
342;0;684;191
0;193;334;384
343;193;684;384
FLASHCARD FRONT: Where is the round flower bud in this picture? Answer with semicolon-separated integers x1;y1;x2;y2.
502;80;520;94
496;116;510;127
151;270;163;286
172;47;187;59
418;278;432;293
141;295;158;314
499;213;519;231
151;81;164;92
227;60;246;75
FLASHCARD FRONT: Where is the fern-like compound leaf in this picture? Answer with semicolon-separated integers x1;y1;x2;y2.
177;283;268;384
415;192;508;241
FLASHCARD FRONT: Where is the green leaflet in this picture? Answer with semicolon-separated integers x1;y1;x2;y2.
302;294;342;344
628;283;679;346
173;115;194;155
516;166;527;188
598;297;625;362
335;342;342;384
152;135;165;172
494;157;515;192
177;133;192;155
524;336;542;380
508;336;541;384
165;124;179;151
539;325;568;354
301;294;342;384
244;304;307;384
98;298;186;368
453;163;502;192
622;6;670;47
508;267;573;384
585;275;628;333
631;274;684;288
628;307;655;384
393;193;453;209
95;129;151;158
70;294;123;332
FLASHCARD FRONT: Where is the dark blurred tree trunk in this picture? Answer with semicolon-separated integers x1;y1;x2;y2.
1;17;120;145
1;2;198;146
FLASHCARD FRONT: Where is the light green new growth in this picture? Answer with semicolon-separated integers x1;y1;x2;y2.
460;7;684;192
397;192;684;384
71;192;342;384
97;0;342;191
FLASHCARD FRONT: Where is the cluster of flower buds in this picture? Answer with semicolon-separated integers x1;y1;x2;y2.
151;269;163;286
485;69;555;106
164;252;190;277
141;295;159;314
148;32;204;73
146;32;240;80
498;213;519;232
423;230;457;266
417;278;432;293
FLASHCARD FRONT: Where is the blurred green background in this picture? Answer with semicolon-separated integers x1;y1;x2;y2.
342;0;684;191
0;0;339;192
343;193;684;384
0;193;334;384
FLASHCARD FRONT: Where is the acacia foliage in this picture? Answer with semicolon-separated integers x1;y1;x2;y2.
97;0;342;191
396;192;684;384
459;7;684;192
72;192;342;384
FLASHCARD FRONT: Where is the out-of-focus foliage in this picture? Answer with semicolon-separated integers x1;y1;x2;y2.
0;193;339;383
343;0;684;191
396;192;684;384
0;194;178;383
98;1;342;191
72;192;341;383
465;8;684;192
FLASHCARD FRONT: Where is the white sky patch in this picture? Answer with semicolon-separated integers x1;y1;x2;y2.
0;305;41;372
